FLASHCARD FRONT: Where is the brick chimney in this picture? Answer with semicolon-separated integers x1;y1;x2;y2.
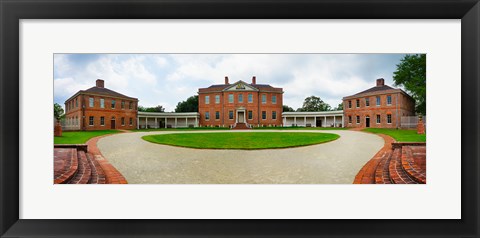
252;76;256;85
376;78;385;87
96;79;105;88
225;76;229;85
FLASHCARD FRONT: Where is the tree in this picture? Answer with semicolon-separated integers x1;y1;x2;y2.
138;105;165;112
283;105;295;112
175;95;198;112
54;103;64;122
335;102;343;110
298;96;331;112
393;54;426;115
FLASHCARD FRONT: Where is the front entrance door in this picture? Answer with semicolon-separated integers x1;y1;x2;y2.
238;111;245;123
316;118;322;127
111;118;116;129
366;116;370;128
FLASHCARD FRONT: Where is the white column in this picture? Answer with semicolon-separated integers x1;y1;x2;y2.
283;117;286;127
175;117;177;128
165;118;167;128
294;117;296;126
195;117;198;127
145;117;148;129
137;117;139;129
186;117;188;127
324;116;327;127
314;116;316;127
304;117;306;126
342;115;344;127
155;118;158;129
334;116;336;127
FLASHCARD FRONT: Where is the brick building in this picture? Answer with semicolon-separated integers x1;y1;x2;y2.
342;78;415;128
198;76;283;128
64;79;138;131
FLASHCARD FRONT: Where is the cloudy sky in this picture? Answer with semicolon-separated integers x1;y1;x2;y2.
54;54;407;111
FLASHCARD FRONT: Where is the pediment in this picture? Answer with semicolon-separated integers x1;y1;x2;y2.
223;80;259;91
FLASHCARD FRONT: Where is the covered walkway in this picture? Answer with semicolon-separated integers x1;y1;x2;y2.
282;110;344;127
137;112;200;129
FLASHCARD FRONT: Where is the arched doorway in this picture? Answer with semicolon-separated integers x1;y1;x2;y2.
111;116;116;129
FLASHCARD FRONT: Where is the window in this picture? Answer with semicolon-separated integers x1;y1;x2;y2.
215;95;220;104
228;94;234;103
89;97;94;107
272;95;277;104
238;94;243;103
348;116;352;124
111;99;116;109
248;94;253;103
129;102;133;109
205;96;210;104
248;110;253;120
121;101;125;109
262;94;266;104
229;111;234;120
121;117;125;126
100;98;105;108
272;111;277;120
356;115;360;124
376;114;381;124
75;98;78;108
376;96;381;106
387;114;392;124
100;116;105;126
262;111;266;120
348;100;352;108
215;111;220;120
89;116;94;126
365;98;370;107
205;112;210;120
129;117;133;126
356;99;360;108
387;95;392;105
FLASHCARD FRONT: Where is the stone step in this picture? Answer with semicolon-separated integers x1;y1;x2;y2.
232;123;250;130
68;151;92;184
388;148;418;184
374;150;393;184
54;148;78;184
401;146;426;184
86;153;106;184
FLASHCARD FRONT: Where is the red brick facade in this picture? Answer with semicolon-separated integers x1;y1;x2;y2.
343;78;415;128
64;79;138;131
198;77;283;127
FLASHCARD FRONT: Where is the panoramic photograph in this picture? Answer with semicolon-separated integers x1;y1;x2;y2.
53;53;426;184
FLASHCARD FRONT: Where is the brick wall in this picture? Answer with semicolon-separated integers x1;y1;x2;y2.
199;91;283;127
65;94;138;131
343;92;415;128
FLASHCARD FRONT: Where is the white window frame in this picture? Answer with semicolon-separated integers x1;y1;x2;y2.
100;98;105;108
215;95;220;104
89;97;94;107
215;111;220;120
89;116;94;126
272;111;277;119
228;94;234;103
376;114;381;124
387;95;392;105
205;96;210;104
272;95;277;104
261;94;266;104
229;111;234;120
387;114;392;124
376;96;381;106
262;111;267;120
100;116;105;126
356;116;360;124
205;112;210;120
248;94;253;103
111;99;116;109
365;97;369;107
238;94;243;103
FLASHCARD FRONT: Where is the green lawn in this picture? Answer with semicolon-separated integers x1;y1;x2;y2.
253;126;347;130
362;128;426;142
142;132;339;150
131;127;230;132
54;130;120;144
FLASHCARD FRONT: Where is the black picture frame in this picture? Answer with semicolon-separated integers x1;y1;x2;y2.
1;0;479;237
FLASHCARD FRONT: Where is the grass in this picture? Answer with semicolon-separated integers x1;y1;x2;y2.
253;126;347;130
54;130;120;144
362;128;426;142
142;132;339;150
131;127;230;132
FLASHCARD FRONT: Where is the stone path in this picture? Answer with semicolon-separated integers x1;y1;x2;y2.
96;130;384;184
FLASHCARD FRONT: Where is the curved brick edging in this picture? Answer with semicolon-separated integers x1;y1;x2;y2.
353;132;395;184
86;134;128;184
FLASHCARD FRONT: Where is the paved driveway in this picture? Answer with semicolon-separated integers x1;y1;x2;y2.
97;130;384;184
